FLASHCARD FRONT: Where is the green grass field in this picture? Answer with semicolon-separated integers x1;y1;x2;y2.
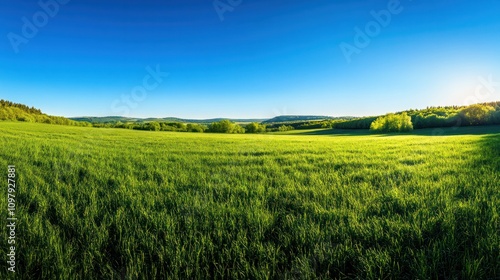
1;122;499;279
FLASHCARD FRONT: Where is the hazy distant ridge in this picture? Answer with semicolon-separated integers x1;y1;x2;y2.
69;116;339;124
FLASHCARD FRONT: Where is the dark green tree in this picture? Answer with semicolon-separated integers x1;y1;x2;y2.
208;120;245;133
460;104;495;126
245;122;266;133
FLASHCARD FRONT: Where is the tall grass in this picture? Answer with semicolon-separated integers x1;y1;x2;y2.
0;122;499;279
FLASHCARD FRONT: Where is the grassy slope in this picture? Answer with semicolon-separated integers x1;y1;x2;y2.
0;122;499;279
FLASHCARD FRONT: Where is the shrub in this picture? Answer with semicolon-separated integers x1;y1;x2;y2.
145;121;161;131
245;122;266;133
208;120;245;134
278;125;294;132
186;123;205;133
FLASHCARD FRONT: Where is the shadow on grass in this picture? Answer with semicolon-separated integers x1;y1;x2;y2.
293;125;500;137
445;133;500;277
476;133;500;171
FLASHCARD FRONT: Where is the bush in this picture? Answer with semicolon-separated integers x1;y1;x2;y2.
145;122;161;131
186;123;205;133
278;125;294;132
208;120;245;134
370;113;413;132
245;122;266;133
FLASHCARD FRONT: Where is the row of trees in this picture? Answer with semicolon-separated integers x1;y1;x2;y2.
119;122;206;132
62;119;292;134
411;104;500;128
0;99;42;115
86;104;500;134
0;100;267;134
335;103;500;130
333;117;377;129
93;104;500;134
206;121;292;133
3;98;500;133
208;120;245;133
105;120;272;134
460;104;498;125
0;104;91;127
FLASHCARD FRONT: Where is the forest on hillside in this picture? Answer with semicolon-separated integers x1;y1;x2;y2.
333;102;500;130
2;99;500;133
0;100;91;127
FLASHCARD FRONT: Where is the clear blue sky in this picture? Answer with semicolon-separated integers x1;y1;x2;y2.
1;0;500;119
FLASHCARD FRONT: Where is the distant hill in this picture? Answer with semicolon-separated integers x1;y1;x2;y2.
5;99;500;131
70;116;267;124
262;115;358;125
263;115;334;124
70;116;139;123
0;99;89;126
263;115;330;124
70;115;356;125
2;100;336;126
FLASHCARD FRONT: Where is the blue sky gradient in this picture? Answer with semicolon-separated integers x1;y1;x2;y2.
1;0;500;118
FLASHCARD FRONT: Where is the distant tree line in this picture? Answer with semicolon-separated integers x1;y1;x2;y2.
3;99;500;133
97;120;298;134
96;120;263;134
116;121;207;133
333;102;500;130
95;103;500;134
0;99;91;127
333;117;378;129
265;119;349;131
0;99;42;114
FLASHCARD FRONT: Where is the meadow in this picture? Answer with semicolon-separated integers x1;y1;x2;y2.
1;122;499;279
